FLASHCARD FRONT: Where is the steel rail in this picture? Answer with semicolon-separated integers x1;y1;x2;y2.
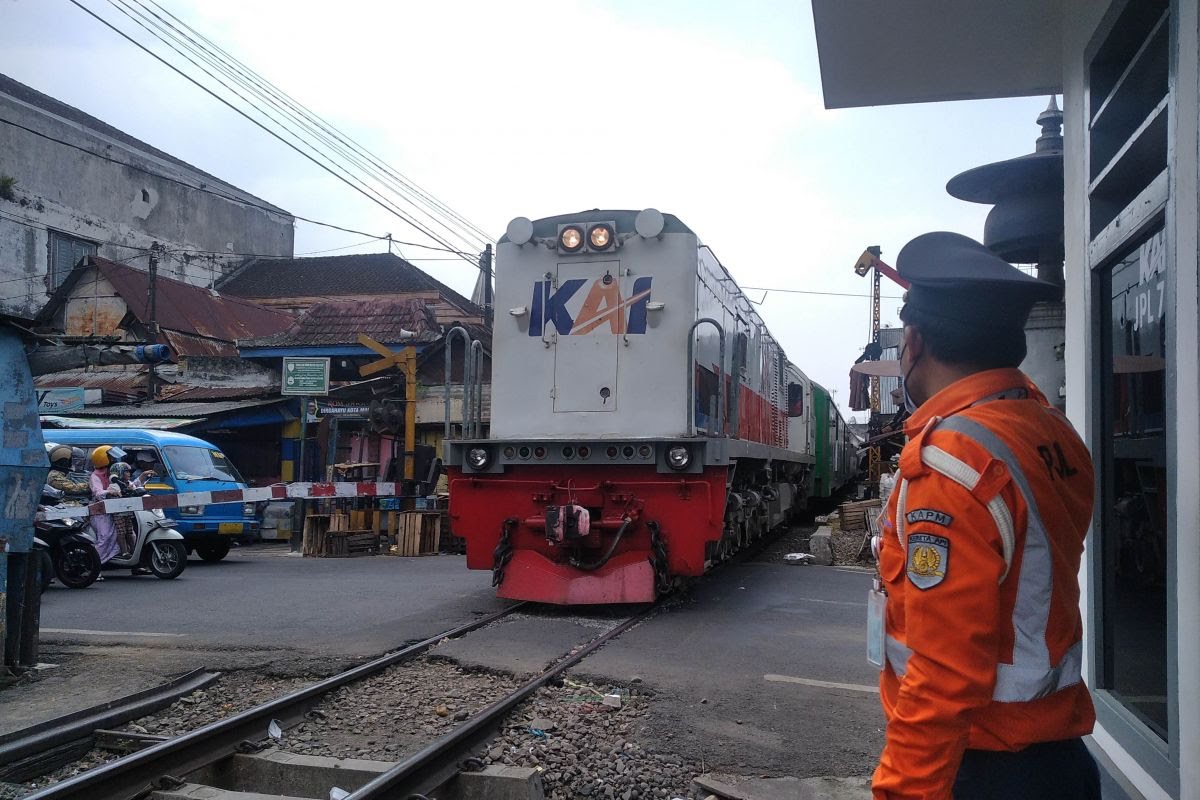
346;604;655;799
23;603;525;800
0;669;219;782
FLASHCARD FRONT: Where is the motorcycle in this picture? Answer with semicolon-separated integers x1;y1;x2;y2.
35;485;101;590
85;478;188;580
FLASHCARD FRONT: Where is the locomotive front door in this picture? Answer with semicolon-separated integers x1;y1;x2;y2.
552;261;620;413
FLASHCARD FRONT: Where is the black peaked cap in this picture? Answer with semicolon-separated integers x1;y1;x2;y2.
897;231;1059;328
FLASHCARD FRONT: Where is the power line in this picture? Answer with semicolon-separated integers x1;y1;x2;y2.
112;0;487;255
0;114;408;246
742;286;906;300
69;0;490;269
138;0;492;248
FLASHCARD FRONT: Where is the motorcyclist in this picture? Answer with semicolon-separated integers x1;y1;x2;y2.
88;445;127;567
46;443;90;500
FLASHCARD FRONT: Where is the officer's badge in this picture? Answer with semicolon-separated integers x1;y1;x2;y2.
906;533;949;590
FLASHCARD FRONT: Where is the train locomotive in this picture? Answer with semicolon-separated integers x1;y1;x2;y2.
445;209;858;604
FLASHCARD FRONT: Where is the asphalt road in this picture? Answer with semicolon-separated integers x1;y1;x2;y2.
4;545;511;735
38;544;510;655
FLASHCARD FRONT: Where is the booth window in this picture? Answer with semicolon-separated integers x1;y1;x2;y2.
1095;225;1169;741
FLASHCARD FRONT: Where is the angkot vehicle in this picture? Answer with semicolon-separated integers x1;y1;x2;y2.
50;429;259;561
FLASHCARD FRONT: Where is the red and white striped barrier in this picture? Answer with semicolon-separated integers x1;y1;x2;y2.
38;482;399;521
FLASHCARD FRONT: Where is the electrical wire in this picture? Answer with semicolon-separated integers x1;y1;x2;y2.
111;0;487;256
0;115;413;247
742;285;906;300
139;0;492;248
71;0;490;268
81;0;478;263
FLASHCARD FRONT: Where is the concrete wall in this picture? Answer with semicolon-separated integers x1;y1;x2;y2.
0;87;293;319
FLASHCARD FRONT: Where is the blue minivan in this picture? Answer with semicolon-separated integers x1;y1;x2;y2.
49;429;259;561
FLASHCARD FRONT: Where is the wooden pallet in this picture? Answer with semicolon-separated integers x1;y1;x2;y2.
387;511;441;556
838;499;882;532
302;514;380;557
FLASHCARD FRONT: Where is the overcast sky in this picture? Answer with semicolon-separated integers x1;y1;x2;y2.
1;0;1053;419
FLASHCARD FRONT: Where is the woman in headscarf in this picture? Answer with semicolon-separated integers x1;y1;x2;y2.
88;445;126;567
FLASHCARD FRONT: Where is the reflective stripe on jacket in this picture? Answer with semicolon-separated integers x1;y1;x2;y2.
872;369;1095;800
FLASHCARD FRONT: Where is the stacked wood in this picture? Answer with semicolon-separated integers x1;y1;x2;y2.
302;513;380;557
838;499;883;532
388;511;441;556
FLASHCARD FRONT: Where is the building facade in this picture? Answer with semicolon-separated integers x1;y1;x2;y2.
0;74;294;320
811;2;1198;797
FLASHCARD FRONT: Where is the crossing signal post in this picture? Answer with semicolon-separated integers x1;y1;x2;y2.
358;334;418;482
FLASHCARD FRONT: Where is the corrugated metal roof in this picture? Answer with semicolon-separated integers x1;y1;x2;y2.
35;368;272;405
161;330;237;358
58;396;289;419
87;258;295;347
239;297;442;349
217;253;482;315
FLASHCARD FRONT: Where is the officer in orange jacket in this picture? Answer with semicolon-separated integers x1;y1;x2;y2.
870;232;1100;800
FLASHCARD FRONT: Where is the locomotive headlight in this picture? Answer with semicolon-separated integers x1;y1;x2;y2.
588;223;614;250
559;225;584;253
467;447;491;469
666;445;691;470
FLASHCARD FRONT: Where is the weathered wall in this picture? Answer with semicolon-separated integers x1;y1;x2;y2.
55;268;127;338
0;87;294;319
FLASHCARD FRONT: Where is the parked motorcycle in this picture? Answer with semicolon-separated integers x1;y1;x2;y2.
35;485;101;590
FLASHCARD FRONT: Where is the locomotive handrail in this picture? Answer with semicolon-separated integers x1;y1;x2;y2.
444;327;475;440
686;318;726;437
469;339;485;438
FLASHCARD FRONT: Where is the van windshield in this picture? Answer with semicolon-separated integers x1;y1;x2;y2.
163;446;244;483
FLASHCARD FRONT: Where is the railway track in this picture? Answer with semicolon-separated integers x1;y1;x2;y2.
16;603;654;800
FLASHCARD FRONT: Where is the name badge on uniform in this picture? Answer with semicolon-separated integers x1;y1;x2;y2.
867;585;886;669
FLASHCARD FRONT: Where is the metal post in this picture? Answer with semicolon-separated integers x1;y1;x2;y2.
479;244;493;321
686;318;725;437
292;396;309;553
470;340;484;438
444;327;473;440
147;243;160;402
403;348;417;482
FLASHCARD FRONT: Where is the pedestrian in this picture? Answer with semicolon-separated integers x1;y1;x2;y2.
88;445;127;567
869;232;1098;800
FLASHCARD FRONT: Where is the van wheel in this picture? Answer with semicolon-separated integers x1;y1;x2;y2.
147;541;187;579
196;541;231;562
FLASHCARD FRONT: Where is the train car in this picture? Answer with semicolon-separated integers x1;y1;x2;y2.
445;209;857;604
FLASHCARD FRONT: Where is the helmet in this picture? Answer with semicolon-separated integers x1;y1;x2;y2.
48;444;74;470
109;461;133;481
90;445;128;469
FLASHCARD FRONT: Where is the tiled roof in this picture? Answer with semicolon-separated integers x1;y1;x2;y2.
217;252;482;315
240;297;442;349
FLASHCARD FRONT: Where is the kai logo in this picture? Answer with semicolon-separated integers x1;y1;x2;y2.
529;276;653;336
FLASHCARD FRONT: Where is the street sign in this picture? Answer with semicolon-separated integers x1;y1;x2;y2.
37;387;85;414
282;357;330;396
316;399;370;416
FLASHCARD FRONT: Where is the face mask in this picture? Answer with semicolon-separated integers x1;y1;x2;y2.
899;340;922;413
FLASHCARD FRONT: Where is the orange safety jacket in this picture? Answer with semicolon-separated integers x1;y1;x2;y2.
872;368;1096;800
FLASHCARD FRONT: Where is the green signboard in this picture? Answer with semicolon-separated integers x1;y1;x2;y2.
282;357;330;396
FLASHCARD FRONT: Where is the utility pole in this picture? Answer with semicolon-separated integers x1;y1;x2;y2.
147;242;161;402
479;244;493;322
